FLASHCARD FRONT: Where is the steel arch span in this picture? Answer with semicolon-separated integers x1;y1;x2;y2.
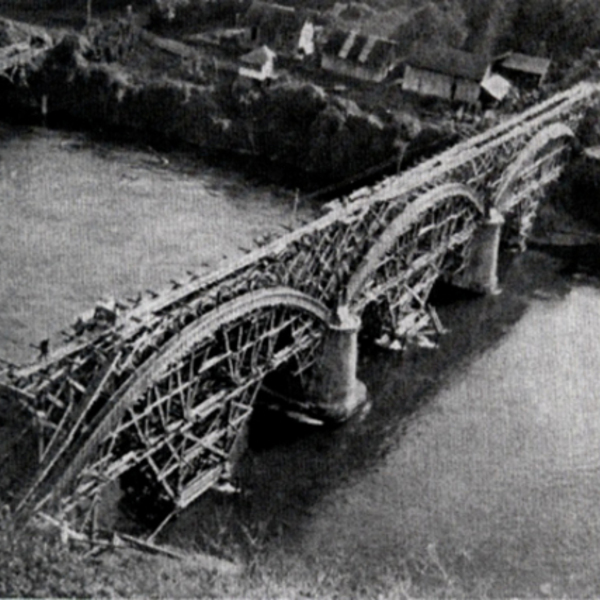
344;183;484;344
2;80;600;538
494;122;576;247
16;288;332;528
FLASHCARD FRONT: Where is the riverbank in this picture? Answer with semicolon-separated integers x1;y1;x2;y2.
3;7;600;192
0;17;414;189
0;503;502;598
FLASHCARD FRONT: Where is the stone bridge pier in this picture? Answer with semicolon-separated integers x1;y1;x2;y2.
306;205;508;424
306;306;367;422
454;208;505;295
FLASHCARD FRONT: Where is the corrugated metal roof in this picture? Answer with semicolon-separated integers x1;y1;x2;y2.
500;52;550;76
407;44;490;81
323;29;398;70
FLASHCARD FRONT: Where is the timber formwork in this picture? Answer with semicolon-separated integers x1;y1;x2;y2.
2;80;599;534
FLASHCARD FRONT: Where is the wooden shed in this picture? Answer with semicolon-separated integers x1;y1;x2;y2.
321;29;399;83
403;44;490;104
495;52;551;88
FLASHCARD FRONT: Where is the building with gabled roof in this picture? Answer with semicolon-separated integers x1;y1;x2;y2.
238;44;276;80
239;0;315;57
403;44;490;104
495;52;551;88
481;73;512;103
321;29;400;83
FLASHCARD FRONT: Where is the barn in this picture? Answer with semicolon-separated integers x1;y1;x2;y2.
495;52;551;88
403;44;491;104
321;29;399;83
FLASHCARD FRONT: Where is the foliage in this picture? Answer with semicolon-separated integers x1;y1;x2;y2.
493;0;600;59
149;0;251;30
0;506;498;599
0;514;100;597
406;1;468;48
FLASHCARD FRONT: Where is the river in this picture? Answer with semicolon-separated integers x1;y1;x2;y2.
3;124;600;597
166;243;600;597
0;123;309;364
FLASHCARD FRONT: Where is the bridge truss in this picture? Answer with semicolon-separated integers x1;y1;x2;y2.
1;80;598;534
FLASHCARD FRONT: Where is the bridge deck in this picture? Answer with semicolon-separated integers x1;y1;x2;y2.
2;79;599;533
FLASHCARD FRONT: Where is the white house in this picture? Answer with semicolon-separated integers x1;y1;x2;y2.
238;45;276;81
297;20;315;57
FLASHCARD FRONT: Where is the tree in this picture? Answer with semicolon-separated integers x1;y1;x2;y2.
498;0;600;59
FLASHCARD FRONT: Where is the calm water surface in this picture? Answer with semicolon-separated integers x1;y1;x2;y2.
0;123;306;363
4;124;600;597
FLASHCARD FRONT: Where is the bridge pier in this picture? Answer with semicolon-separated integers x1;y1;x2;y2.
306;306;367;423
454;208;504;295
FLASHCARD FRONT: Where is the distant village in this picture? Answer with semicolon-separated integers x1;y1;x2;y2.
158;0;552;109
4;0;593;186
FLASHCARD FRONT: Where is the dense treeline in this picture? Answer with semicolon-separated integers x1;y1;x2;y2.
460;0;600;59
146;0;600;62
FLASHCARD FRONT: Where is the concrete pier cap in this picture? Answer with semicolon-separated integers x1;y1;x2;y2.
306;304;368;423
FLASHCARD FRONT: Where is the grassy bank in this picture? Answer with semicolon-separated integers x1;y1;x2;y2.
0;511;496;599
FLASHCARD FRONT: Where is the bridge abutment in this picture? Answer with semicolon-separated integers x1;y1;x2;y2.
454;208;504;295
306;306;367;422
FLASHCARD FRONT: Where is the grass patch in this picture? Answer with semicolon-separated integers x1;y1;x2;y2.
0;506;499;599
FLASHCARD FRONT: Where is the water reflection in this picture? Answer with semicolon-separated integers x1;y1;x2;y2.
168;248;600;597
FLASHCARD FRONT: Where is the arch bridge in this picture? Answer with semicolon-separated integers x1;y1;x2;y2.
1;80;598;536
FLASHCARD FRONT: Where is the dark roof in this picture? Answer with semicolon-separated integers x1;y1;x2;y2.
363;37;397;69
240;45;275;66
407;44;490;81
240;1;303;42
323;28;348;56
500;52;550;76
323;29;398;69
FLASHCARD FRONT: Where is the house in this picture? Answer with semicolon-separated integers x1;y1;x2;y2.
238;45;276;80
403;44;491;104
321;29;399;83
239;0;315;57
495;52;551;88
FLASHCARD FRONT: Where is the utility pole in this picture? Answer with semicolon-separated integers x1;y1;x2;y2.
86;0;92;26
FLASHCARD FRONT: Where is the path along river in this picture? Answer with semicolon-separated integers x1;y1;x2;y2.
3;124;600;597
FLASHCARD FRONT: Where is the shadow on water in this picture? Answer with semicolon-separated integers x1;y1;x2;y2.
163;247;585;556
